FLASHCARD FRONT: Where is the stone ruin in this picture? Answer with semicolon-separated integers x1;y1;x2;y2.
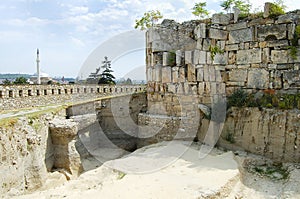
139;4;300;161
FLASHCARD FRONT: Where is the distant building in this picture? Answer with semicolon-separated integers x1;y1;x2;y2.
30;72;53;84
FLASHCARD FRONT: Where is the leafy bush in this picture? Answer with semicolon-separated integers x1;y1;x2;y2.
209;45;224;61
134;10;163;30
192;2;209;19
269;1;285;18
227;89;249;107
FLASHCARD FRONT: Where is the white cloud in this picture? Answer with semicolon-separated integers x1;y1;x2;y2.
68;6;89;16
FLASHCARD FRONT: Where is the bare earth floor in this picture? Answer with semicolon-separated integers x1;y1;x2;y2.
12;141;300;199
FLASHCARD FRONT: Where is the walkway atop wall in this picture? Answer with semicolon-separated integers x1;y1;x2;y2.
0;84;146;111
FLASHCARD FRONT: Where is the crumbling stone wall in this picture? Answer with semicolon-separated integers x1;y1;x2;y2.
0;84;145;110
140;7;300;160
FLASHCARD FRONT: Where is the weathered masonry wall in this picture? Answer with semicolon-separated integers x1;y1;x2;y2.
140;8;300;161
0;84;145;110
0;93;147;196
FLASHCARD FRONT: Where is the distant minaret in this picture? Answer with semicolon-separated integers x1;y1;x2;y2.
36;48;41;84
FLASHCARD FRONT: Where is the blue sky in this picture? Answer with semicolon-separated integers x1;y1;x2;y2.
0;0;297;79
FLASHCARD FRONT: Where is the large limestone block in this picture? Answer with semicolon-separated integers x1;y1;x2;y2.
228;28;253;44
227;22;247;31
236;49;261;64
172;67;179;83
247;68;269;89
271;50;288;64
176;50;183;66
228;69;247;82
155;64;162;82
193;50;206;64
194;23;206;39
213;52;228;65
179;67;186;82
162;66;172;83
196;67;204;82
147;68;153;82
209;28;228;40
187;63;196;82
147;28;161;42
185;51;192;64
212;13;232;25
283;70;300;89
257;24;287;41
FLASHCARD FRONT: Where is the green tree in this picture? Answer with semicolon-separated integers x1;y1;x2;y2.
269;0;286;18
98;56;116;85
220;0;251;17
235;0;251;17
125;78;132;85
13;76;28;84
3;79;11;85
220;0;236;13
192;2;209;19
134;10;163;30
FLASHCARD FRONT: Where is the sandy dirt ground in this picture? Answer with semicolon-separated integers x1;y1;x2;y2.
11;141;300;199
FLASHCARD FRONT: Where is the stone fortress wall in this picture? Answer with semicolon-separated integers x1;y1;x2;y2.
0;84;146;110
140;4;300;162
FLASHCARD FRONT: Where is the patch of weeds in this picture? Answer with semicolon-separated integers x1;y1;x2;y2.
251;164;289;181
168;51;176;66
117;171;126;180
269;2;285;18
227;89;249;108
0;118;18;129
209;45;224;61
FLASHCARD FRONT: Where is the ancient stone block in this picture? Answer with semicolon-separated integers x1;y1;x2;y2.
147;68;153;82
147;28;161;42
228;51;236;65
227;22;247;31
228;28;253;44
287;24;295;40
271;50;288;64
212;13;232;25
262;48;270;64
236;49;261;64
179;67;185;82
283;70;300;89
203;65;209;82
257;24;287;41
209;28;228;40
277;13;299;24
247;69;269;89
203;39;211;51
155;65;162;82
162;66;172;83
194;23;206;39
197;68;204;82
187;64;196;82
263;2;272;18
185;51;192;64
225;44;239;51
172;67;179;83
228;69;247;82
193;50;206;64
213;52;228;65
176;50;183;66
198;82;205;95
266;40;289;48
209;66;216;82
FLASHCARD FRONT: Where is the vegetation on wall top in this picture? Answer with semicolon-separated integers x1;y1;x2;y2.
134;10;163;30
